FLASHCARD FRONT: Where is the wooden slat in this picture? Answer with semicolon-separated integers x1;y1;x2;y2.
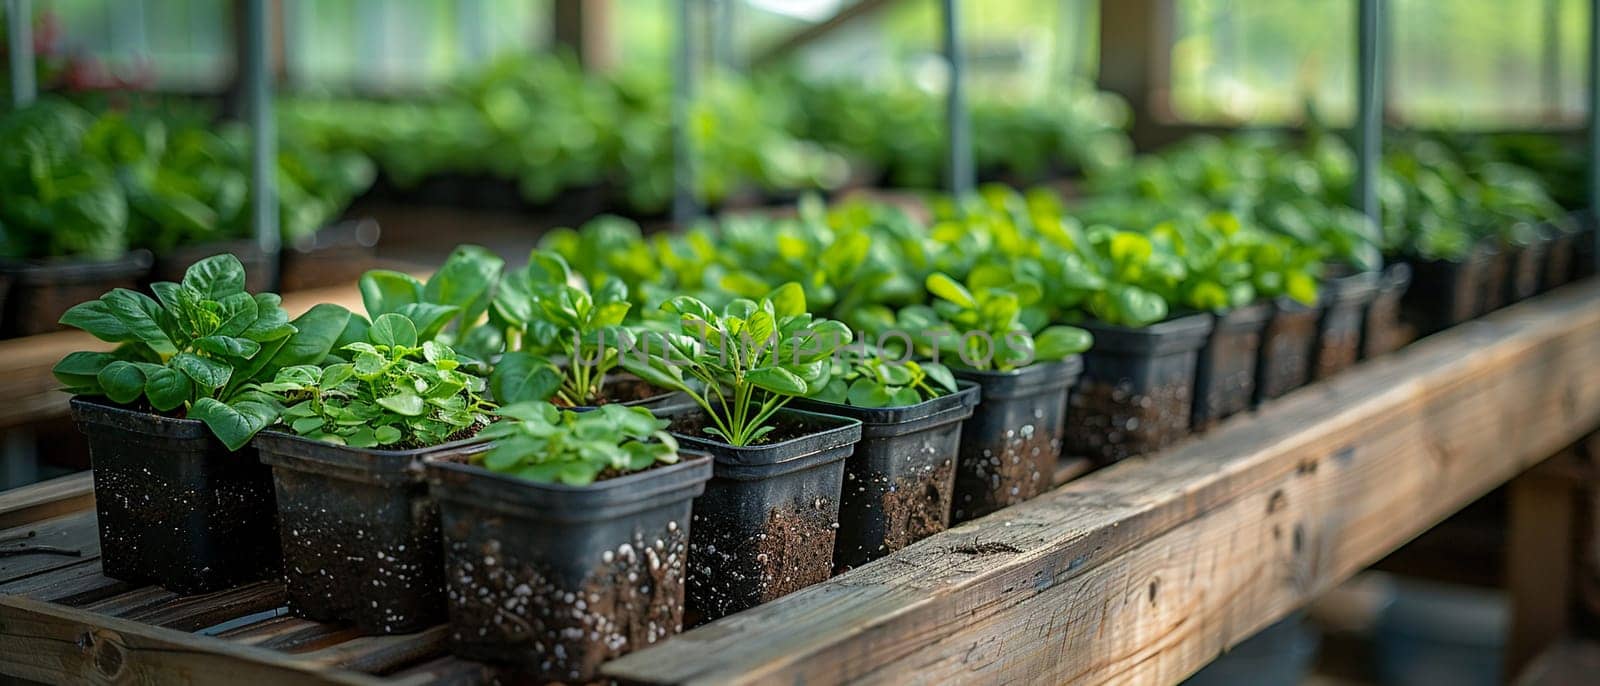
0;276;410;430
0;558;129;605
0;512;100;587
603;280;1600;686
0;472;92;531
123;580;286;633
0;595;384;685
293;626;448;673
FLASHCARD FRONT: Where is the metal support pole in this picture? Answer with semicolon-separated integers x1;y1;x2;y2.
1544;0;1563;117
6;0;35;106
1354;0;1382;227
672;0;698;225
1591;0;1600;266
940;0;973;197
712;0;736;71
245;0;280;286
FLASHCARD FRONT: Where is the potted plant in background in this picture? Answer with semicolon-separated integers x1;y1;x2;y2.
1;98;151;338
621;284;862;621
789;349;979;571
893;273;1091;522
252;312;498;634
426;401;712;682
54;254;343;593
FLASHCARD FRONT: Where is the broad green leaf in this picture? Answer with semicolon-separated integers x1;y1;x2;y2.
53;351;117;389
745;367;807;396
143;366;192;411
1034;326;1094;360
96;361;147;404
241;293;294;341
103;289;176;354
182;254;247;299
764;282;807;319
267;304;352;371
926;273;977;309
196;335;261;359
359;269;423;317
59;300;134;342
489;351;563;405
376;392;425;416
191;397;277;451
370;313;418;349
172;352;232;390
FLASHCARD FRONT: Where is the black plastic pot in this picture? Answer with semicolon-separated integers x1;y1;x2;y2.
0;251;152;338
1192;303;1272;432
1312;271;1380;381
148;240;272;293
1254;297;1323;404
1576;223;1596;280
254;431;491;634
1362;263;1413;360
1504;240;1547;304
70;397;279;594
1479;245;1510;314
280;219;381;292
1068;314;1212;464
1402;246;1493;336
789;382;981;571
951;357;1080;522
1541;230;1576;293
667;408;861;621
426;453;712;682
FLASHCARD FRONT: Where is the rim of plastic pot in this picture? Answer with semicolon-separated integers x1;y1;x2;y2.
0;250;153;284
1382;263;1413;291
254;430;492;486
950;355;1083;401
70;395;212;441
668;407;862;474
425;451;713;523
787;381;980;440
1212;301;1275;333
1078;312;1215;356
1321;270;1382;307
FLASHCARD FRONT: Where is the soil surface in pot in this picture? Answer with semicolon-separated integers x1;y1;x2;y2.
557;375;674;407
667;411;838;445
445;519;688;681
1067;378;1192;464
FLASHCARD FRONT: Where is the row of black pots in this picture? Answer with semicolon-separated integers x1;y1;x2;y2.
0;221;380;340
71;360;1088;682
1061;266;1409;465
1403;226;1590;337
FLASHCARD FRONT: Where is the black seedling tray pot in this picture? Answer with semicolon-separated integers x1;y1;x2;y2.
1361;263;1413;360
666;407;861;622
254;431;491;634
1504;240;1547;304
1540;230;1576;293
148;240;272;293
1312;271;1380;381
789;382;980;571
1479;245;1510;314
1403;246;1492;336
426;453;712;682
1068;314;1213;464
1254;297;1323;404
70;397;279;594
1;251;151;338
951;357;1080;522
1192;302;1272;431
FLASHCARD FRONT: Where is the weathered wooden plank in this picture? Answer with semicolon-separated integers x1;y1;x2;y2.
0;595;384;685
0;471;92;530
293;626;449;673
603;280;1600;686
0;512;99;587
124;580;287;632
384;656;502;686
1515;638;1600;686
1506;462;1580;677
0;558;130;605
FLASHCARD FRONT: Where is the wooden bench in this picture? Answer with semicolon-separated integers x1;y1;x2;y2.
0;280;1598;684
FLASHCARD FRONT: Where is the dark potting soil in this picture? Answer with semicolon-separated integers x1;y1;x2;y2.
688;499;836;620
952;415;1058;520
876;458;955;554
1066;378;1192;464
444;519;689;682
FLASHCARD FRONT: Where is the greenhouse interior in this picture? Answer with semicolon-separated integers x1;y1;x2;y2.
1;1;1599;684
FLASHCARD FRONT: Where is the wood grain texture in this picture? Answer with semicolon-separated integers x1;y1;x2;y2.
603;280;1600;686
0;595;383;685
0;472;92;531
0;275;420;430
